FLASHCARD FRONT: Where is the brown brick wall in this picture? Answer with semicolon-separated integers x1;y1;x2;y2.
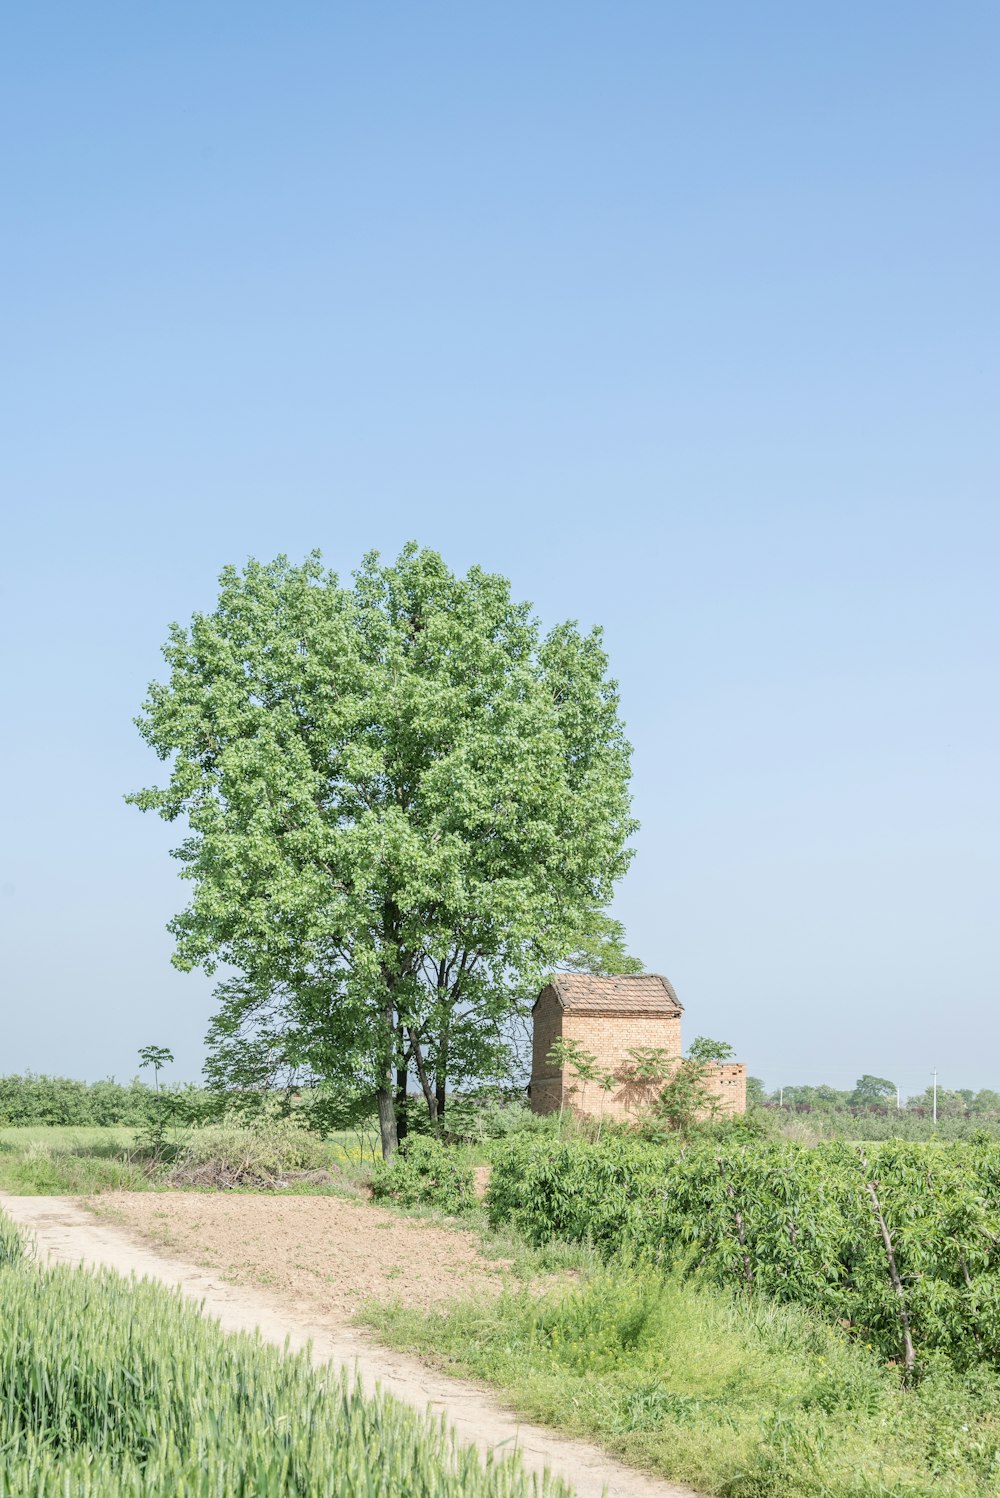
529;986;565;1115
529;991;746;1122
703;1063;746;1116
554;1011;683;1121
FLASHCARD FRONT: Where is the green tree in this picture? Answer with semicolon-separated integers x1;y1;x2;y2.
129;546;636;1159
642;1036;735;1135
745;1075;767;1107
850;1074;896;1109
556;907;643;976
907;1085;967;1118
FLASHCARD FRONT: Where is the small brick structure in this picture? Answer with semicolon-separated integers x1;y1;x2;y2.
530;973;746;1121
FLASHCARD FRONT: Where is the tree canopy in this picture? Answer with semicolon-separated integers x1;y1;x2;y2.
555;908;643;976
129;545;637;1156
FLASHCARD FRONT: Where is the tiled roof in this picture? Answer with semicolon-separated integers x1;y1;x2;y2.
540;973;683;1015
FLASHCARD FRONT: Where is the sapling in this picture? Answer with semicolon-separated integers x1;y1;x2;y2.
137;1044;174;1155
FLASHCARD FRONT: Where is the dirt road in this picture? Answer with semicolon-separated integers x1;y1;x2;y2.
0;1194;705;1498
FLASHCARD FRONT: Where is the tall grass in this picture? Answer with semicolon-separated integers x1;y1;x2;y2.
0;1122;378;1195
364;1262;1000;1497
0;1209;569;1498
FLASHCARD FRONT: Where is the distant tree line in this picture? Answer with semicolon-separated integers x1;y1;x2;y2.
747;1073;1000;1117
0;1074;207;1128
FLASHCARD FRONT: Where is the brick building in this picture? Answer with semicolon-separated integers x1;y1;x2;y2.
530;972;746;1121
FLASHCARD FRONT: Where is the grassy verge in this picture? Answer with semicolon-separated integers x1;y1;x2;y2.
0;1128;150;1193
362;1262;1000;1498
0;1123;379;1195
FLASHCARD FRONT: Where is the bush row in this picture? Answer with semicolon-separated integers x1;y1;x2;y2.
0;1211;568;1497
0;1074;209;1128
487;1133;1000;1372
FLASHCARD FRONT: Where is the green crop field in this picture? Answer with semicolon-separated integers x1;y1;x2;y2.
0;1208;567;1498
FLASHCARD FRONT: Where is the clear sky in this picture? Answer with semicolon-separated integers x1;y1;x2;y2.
2;3;997;1096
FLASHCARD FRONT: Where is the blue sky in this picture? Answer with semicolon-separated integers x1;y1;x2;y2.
2;3;997;1094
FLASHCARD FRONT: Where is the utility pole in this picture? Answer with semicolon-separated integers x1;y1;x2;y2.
932;1069;938;1124
896;1084;901;1111
779;1086;784;1109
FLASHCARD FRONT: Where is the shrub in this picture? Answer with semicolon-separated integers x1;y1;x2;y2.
166;1118;334;1188
371;1136;475;1214
0;1073;212;1128
487;1133;1000;1373
441;1092;550;1143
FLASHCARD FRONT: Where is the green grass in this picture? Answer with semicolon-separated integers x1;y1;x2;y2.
0;1123;381;1195
0;1128;151;1193
0;1209;569;1497
362;1262;1000;1498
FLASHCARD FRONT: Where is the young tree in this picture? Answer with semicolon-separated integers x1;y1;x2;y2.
137;1044;174;1152
647;1035;735;1134
129;546;636;1158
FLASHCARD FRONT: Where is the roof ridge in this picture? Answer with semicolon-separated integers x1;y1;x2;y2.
542;972;683;1014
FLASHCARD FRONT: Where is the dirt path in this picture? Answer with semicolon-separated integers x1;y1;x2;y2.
1;1194;704;1498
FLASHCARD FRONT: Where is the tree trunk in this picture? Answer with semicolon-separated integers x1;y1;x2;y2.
859;1151;915;1375
395;1064;409;1143
376;1087;398;1160
409;1031;439;1123
376;997;399;1160
435;1022;449;1119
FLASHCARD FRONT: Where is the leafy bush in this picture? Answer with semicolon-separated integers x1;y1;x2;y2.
0;1074;214;1129
441;1093;551;1143
487;1133;1000;1372
0;1212;568;1497
371;1136;475;1213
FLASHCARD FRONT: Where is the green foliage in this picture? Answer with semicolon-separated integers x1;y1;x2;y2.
686;1036;735;1064
765;1079;1000;1124
0;1214;569;1497
365;1263;1000;1498
555;908;643;976
640;1037;736;1136
487;1133;1000;1372
136;1044;178;1154
129;545;636;1157
745;1075;767;1106
436;1092;550;1144
0;1074;198;1128
370;1135;475;1214
0;1123;375;1194
779;1110;1000;1144
850;1074;896;1108
0;1136;150;1195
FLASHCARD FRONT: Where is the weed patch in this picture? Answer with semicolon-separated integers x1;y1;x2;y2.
363;1264;1000;1497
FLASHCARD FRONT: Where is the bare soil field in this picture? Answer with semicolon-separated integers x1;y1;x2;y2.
92;1189;507;1320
